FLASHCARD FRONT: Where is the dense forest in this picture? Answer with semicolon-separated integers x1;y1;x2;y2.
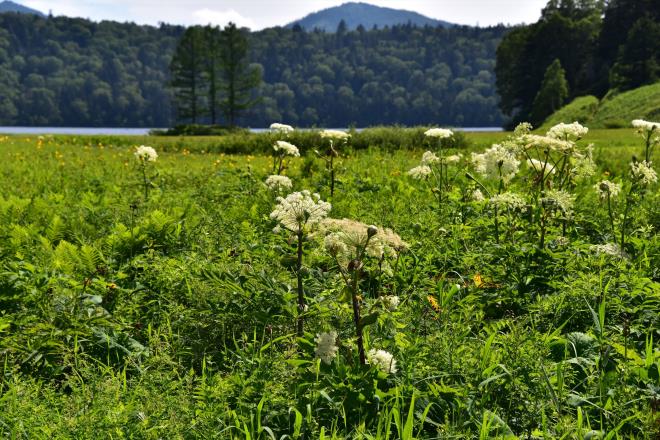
496;0;660;126
0;12;508;127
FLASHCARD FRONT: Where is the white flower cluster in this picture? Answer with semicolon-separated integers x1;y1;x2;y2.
421;151;440;165
631;161;658;185
314;331;339;365
546;122;589;140
471;144;520;182
320;129;350;140
265;175;293;192
541;190;575;216
514;122;533;136
522;135;574;153
270;190;331;233
270;122;294;134
407;165;432;180
472;189;485;202
594;180;622;200
591;243;628;259
320;218;408;261
527;158;556;175
367;349;397;374
424;128;453;139
273;140;300;157
446;154;463;164
134;145;158;162
380;295;400;312
632;119;660;134
489;192;526;210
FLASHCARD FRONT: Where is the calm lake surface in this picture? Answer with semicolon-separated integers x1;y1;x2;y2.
0;127;503;135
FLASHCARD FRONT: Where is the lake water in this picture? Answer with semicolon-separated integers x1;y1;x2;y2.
0;126;503;135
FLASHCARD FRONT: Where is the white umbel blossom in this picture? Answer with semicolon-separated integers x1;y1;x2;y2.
489;193;526;210
631;161;658;185
407;165;432;180
591;243;628;259
424;128;453;139
270;190;331;233
522;135;574;153
380;295;400;312
265;175;293;192
314;331;339;365
324;233;349;256
546;122;589;140
594;180;622;200
471;144;520;182
320;129;350;140
632;119;660;133
472;189;485;202
541;190;575;216
446;154;463;164
134;145;158;162
273;141;300;157
367;349;397;374
319;218;408;261
421;151;440;165
270;123;294;134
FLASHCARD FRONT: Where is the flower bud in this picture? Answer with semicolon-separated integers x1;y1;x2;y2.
367;225;378;238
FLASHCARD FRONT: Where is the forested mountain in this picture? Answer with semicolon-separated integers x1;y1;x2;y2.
0;13;507;127
287;2;452;32
0;1;44;16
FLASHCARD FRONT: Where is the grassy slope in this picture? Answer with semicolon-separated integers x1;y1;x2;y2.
542;82;660;129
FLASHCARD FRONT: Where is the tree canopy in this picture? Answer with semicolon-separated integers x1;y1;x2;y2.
495;0;660;126
0;13;509;127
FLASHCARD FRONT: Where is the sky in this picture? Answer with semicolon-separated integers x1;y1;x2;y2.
22;0;550;29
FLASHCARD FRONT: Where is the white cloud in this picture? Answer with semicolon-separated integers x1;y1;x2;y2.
192;8;257;29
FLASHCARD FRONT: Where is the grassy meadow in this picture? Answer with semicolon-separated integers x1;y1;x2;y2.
0;126;658;438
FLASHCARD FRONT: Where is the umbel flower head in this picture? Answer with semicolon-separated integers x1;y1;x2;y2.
631;160;658;185
541;190;575;216
489;192;526;210
424;128;453;139
367;349;397;374
320;218;408;261
270;122;294;134
265;175;293;192
594;180;622;200
320;129;351;140
314;331;339;365
134;145;158;162
632;119;660;134
521;134;574;153
407;165;432;180
471;144;520;182
546;122;589;141
421;151;440;165
270;190;331;234
273;140;300;157
591;242;628;259
380;295;400;312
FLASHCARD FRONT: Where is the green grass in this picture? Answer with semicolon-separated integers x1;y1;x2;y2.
540;96;600;130
542;82;660;129
0;129;658;438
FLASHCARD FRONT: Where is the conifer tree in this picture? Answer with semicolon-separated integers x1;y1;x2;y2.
531;59;569;125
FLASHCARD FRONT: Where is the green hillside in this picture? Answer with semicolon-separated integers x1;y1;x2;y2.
541;82;660;129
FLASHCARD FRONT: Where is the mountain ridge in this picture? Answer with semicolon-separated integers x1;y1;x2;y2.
287;2;453;32
0;0;45;16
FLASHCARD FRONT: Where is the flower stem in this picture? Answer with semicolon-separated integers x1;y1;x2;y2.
296;231;305;336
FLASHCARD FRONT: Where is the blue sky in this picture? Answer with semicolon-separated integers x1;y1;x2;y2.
23;0;549;29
